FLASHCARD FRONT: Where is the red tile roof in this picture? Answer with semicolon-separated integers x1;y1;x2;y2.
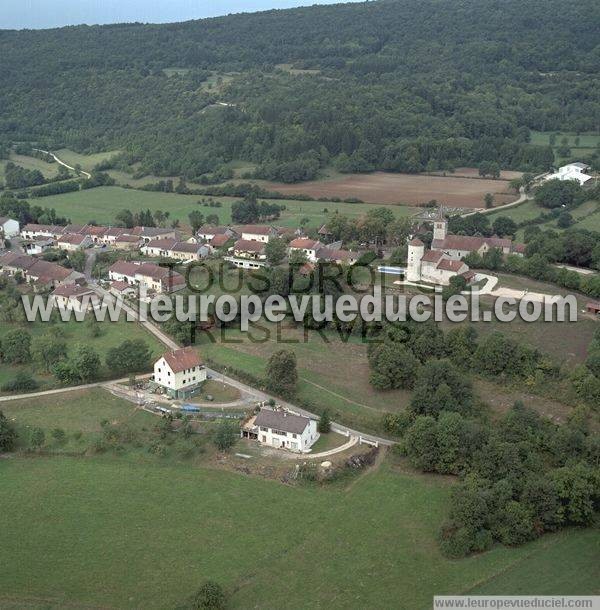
58;233;87;245
162;347;203;373
210;234;230;247
289;238;320;249
52;284;94;298
422;250;444;263
437;258;466;272
234;239;266;253
409;238;424;246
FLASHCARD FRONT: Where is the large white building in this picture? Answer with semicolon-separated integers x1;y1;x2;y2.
242;408;319;453
545;162;592;186
153;347;207;399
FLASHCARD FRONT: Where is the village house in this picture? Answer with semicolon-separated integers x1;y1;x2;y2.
113;234;142;250
545;162;593;186
288;238;322;262
51;284;100;312
209;233;232;249
318;247;359;265
241;408;319;453
196;225;237;242
0;216;20;238
108;260;186;293
152;346;207;399
22;237;55;255
141;239;209;261
131;226;179;243
0;252;85;290
20;223;65;240
240;225;277;243
141;238;179;257
109;280;138;298
56;233;93;251
288;238;359;266
225;239;268;269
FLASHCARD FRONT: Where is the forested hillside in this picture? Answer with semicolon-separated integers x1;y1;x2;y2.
0;0;599;181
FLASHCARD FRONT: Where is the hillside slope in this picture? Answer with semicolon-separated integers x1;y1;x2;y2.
0;0;598;181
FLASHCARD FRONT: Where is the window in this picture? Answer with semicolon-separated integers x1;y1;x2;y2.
292;434;297;439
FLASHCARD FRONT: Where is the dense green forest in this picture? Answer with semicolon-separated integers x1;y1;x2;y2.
0;0;599;181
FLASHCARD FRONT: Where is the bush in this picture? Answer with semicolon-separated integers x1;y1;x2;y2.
1;372;38;392
188;581;226;609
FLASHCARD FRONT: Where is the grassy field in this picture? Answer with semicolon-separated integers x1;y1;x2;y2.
0;316;163;393
0;387;145;433
0;453;597;610
197;323;412;433
54;148;121;172
530;131;600;164
33;185;417;230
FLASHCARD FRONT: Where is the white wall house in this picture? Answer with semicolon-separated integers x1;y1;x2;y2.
23;238;55;255
545;162;592;186
153;347;207;399
241;225;276;243
0;217;20;238
288;238;322;263
244;408;319;453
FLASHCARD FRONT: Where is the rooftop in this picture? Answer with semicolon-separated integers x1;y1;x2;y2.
161;347;203;373
254;408;311;434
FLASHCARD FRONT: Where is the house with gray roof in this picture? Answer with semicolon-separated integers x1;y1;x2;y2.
242;408;319;453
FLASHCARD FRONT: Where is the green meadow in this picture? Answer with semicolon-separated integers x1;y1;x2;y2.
1;452;597;610
33;185;417;230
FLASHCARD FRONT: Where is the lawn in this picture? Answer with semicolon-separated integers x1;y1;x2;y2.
0;315;164;393
35;185;417;230
0;455;597;610
0;387;145;432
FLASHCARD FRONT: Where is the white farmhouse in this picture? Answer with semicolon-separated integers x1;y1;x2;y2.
152;347;207;399
0;217;20;238
545;162;592;186
242;408;319;453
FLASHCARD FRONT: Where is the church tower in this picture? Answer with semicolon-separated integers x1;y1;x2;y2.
433;208;447;242
406;238;425;282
